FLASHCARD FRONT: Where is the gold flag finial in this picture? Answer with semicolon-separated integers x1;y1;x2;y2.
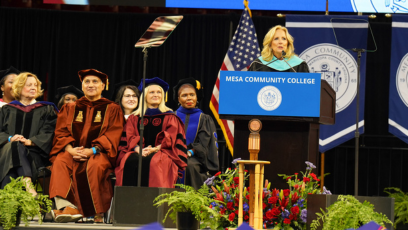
243;0;253;18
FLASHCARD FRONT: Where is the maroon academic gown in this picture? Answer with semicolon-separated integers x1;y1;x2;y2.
115;110;188;187
49;97;124;217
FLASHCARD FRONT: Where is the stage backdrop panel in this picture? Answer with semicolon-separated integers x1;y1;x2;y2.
286;15;369;153
389;15;408;144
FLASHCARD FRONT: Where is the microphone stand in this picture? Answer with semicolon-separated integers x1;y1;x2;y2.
281;51;297;72
351;48;365;196
137;46;149;187
329;17;375;196
251;51;283;72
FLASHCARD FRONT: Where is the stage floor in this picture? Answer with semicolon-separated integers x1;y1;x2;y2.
15;222;175;230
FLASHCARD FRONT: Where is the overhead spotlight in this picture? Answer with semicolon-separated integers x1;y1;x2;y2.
385;13;392;18
368;14;376;19
277;13;285;18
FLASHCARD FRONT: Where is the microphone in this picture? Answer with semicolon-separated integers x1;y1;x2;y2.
250;55;281;72
249;50;296;72
281;51;297;73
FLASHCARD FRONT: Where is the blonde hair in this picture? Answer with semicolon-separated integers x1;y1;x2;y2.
261;25;296;62
12;72;44;100
132;84;172;116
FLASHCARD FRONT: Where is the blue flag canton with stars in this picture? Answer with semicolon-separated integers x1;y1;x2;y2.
227;8;261;70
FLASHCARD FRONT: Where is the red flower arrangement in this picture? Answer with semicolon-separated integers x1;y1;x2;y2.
205;160;331;230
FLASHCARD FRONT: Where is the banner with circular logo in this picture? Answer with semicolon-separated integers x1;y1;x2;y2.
299;43;358;113
389;15;408;145
286;15;368;152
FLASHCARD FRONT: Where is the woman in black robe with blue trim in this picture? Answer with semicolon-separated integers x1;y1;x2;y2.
0;72;58;195
174;78;219;189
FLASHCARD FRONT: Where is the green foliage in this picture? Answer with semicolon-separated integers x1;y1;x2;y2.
384;187;408;228
310;195;392;230
153;184;223;230
0;177;52;230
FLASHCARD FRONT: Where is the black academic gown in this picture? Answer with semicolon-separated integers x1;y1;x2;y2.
248;57;310;73
176;106;219;189
0;101;57;187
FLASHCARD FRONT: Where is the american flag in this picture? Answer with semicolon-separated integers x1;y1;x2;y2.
209;8;261;155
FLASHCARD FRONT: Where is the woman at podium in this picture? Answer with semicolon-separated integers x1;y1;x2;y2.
115;77;188;188
249;25;309;73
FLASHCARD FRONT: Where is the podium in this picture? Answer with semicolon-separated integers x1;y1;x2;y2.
219;71;335;189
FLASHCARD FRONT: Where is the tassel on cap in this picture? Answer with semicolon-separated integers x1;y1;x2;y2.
172;77;204;103
196;80;201;90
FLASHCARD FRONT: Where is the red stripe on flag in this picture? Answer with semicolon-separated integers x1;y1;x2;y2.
221;62;228;71
215;78;220;91
210;63;235;154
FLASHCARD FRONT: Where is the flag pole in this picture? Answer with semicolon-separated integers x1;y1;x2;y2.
210;0;261;157
325;0;329;15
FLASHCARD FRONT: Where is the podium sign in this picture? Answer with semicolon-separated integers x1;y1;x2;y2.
219;71;321;117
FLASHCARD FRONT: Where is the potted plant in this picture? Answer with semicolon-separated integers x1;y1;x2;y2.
385;187;408;229
310;195;392;230
0;177;52;230
153;184;222;230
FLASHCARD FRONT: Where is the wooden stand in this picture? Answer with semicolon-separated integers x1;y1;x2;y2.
237;160;270;229
233;119;270;229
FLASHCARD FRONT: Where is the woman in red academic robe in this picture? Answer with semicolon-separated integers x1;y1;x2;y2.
115;77;188;187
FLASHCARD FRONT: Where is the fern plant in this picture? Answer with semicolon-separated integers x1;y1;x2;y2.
0;177;52;230
153;184;223;230
310;195;392;230
384;187;408;228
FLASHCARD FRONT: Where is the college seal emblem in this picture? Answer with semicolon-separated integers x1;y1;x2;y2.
350;0;408;13
299;43;358;113
396;53;408;107
257;86;282;111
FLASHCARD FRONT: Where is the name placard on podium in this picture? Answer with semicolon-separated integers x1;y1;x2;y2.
219;71;321;117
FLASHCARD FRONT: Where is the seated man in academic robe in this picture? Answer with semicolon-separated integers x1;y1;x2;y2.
49;69;124;223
